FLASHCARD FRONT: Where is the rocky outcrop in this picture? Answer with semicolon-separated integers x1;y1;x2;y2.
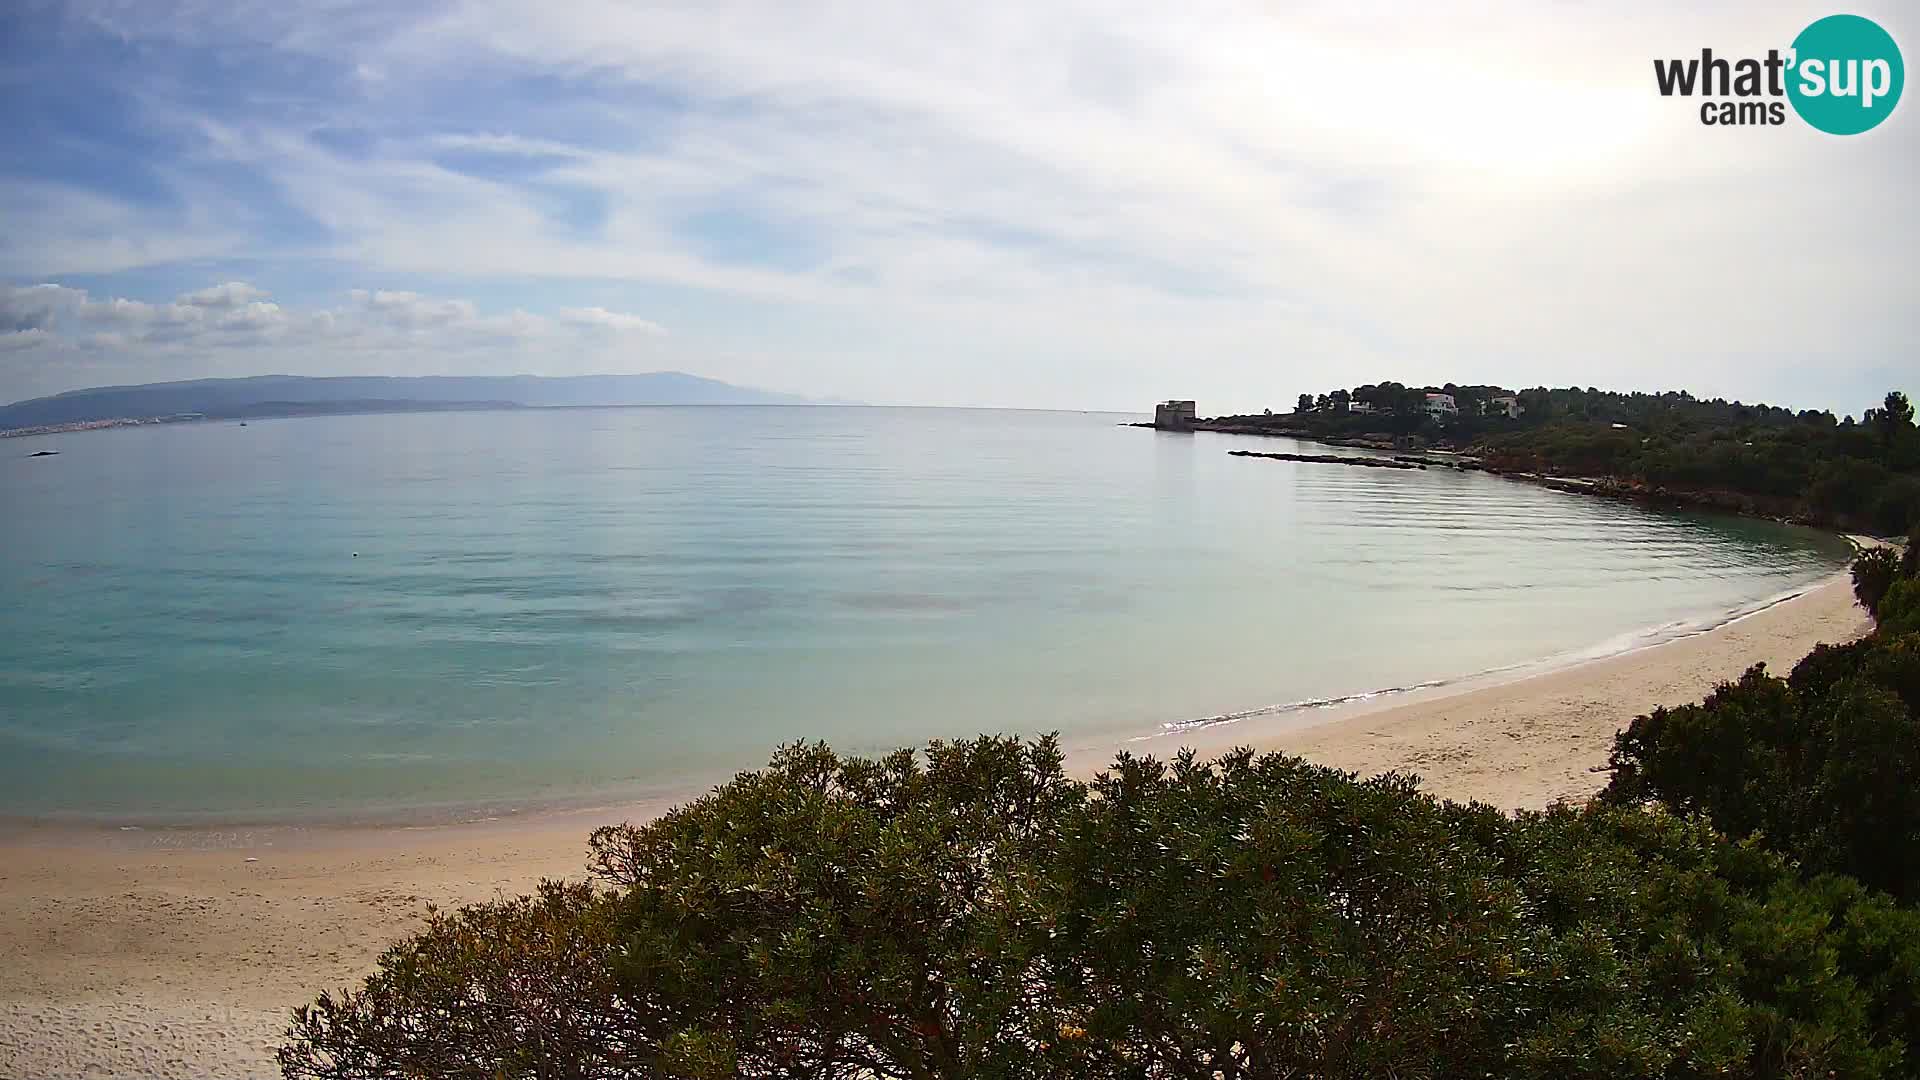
1514;475;1818;525
1228;450;1424;470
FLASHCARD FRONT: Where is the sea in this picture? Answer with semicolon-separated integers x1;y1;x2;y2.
0;406;1853;823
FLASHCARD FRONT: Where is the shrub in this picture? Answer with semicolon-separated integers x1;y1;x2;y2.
1791;634;1920;715
586;736;1081;1079
1604;634;1920;902
1854;547;1901;616
279;881;642;1078
1603;664;1804;841
1880;579;1920;637
284;737;1920;1078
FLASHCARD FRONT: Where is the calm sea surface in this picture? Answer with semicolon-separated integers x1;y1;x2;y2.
0;407;1851;822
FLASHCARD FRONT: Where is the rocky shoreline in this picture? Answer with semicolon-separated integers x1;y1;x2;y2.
1227;449;1425;470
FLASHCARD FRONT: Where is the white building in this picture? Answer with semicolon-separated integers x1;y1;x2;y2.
1423;393;1458;417
1490;395;1524;418
1348;400;1376;414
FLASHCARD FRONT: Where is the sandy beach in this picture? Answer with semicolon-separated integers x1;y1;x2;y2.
0;573;1873;1080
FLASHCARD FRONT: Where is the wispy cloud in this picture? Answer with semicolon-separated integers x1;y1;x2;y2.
0;0;1913;410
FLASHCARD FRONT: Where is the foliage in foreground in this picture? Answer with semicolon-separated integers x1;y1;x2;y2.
284;736;1920;1079
1602;638;1920;903
1852;528;1920;617
1608;543;1920;903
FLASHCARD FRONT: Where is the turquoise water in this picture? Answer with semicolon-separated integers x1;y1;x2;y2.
0;407;1851;823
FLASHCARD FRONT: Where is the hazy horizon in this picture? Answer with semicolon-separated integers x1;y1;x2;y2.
2;2;1914;415
2;370;1899;421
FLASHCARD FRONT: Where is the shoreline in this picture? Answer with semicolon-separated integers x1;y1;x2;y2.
0;571;1875;1078
1143;420;1868;534
0;562;1849;839
1132;573;1835;742
1148;571;1870;807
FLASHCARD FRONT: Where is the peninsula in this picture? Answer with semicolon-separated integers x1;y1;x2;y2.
1141;385;1920;538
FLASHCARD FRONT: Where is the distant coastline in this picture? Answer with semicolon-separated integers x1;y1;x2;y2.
0;370;825;437
0;399;525;440
1133;384;1919;539
1132;417;1888;534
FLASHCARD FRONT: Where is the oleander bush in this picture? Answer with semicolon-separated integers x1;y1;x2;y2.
283;736;1920;1079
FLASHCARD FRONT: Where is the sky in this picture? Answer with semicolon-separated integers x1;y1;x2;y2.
0;1;1914;415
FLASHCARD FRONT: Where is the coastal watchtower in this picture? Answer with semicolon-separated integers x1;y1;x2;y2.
1154;400;1197;431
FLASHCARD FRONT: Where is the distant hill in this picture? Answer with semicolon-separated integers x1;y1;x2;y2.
0;373;818;431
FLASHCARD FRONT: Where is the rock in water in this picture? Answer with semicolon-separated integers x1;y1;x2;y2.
1228;449;1422;470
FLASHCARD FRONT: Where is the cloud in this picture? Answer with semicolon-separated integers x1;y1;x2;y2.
559;307;666;335
0;329;54;352
12;287;293;348
179;282;271;308
0;282;671;400
0;1;1913;412
348;290;481;327
0;286;86;333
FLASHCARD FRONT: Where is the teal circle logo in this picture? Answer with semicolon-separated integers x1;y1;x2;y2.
1787;14;1903;134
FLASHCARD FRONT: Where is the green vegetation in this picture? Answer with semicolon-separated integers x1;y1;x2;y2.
278;528;1920;1079
1239;386;1920;534
1854;547;1903;616
1602;636;1920;902
1604;537;1920;904
286;700;1920;1077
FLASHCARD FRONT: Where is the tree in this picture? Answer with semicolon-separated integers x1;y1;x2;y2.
1295;393;1313;414
1473;389;1920;534
285;737;1920;1078
1880;391;1915;442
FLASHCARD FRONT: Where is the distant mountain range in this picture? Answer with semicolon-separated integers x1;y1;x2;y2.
0;373;828;432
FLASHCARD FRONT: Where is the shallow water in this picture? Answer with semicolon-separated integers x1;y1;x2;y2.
0;406;1851;822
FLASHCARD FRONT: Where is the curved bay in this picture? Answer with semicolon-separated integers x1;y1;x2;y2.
0;407;1851;821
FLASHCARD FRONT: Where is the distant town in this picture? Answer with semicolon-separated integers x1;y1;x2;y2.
0;414;206;440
